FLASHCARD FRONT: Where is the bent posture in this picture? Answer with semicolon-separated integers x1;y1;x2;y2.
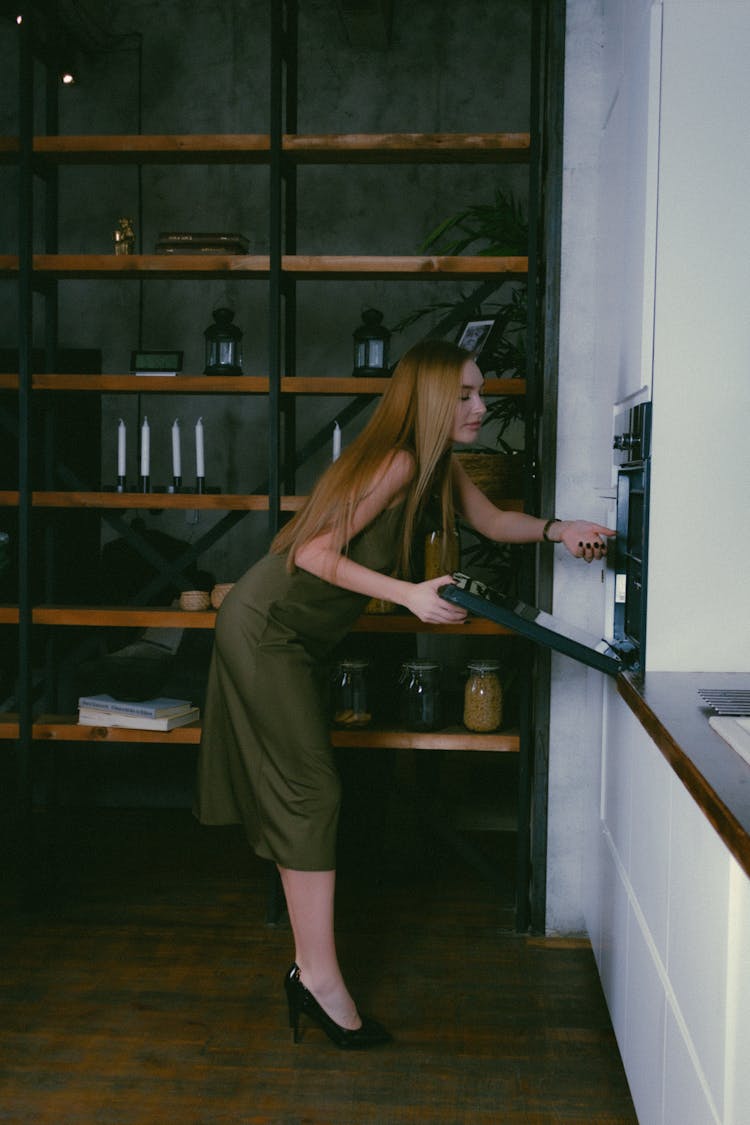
195;339;613;1048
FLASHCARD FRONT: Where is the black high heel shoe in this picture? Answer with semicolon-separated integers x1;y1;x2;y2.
284;963;392;1049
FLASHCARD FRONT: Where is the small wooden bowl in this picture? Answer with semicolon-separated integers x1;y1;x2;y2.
210;582;234;609
180;589;210;611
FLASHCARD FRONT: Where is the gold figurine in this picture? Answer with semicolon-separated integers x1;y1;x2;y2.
114;217;135;255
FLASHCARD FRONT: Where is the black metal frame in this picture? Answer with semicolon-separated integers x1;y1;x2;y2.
11;0;559;933
525;0;567;934
16;9;35;894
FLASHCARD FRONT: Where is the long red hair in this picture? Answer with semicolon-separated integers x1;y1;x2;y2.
271;339;468;576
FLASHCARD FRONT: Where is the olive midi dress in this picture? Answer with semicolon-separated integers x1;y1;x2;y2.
194;503;405;871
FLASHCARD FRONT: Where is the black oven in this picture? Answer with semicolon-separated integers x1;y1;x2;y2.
613;400;651;677
439;401;653;680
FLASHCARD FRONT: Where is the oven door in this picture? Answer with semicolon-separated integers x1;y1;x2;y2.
440;574;630;677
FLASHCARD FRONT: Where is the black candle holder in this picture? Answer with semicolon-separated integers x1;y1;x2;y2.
172;475;182;491
196;476;206;494
116;475;127;493
139;475;150;493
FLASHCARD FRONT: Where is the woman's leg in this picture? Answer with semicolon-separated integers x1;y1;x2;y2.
277;866;361;1030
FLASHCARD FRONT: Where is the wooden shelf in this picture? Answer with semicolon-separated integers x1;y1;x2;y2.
0;132;530;166
0;254;527;281
0;604;515;635
330;725;519;751
350;614;515;635
0;715;203;744
285;255;528;280
285;132;530;164
0;491;306;511
0;491;523;514
0;374;526;396
0;713;519;752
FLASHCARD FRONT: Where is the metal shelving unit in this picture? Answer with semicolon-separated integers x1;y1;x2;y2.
2;0;547;928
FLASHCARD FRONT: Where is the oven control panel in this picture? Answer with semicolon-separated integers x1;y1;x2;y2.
612;400;651;676
612;401;651;467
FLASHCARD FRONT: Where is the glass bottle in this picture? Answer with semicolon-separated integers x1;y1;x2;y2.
463;660;503;732
424;526;460;580
399;659;443;732
332;659;372;728
365;596;395;614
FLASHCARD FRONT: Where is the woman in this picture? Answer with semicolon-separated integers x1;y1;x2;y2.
194;340;613;1049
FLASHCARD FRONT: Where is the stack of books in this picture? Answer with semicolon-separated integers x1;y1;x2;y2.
77;694;200;730
154;231;250;255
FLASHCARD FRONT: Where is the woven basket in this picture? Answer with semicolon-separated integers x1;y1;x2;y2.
455;452;524;506
210;582;234;609
180;589;210;611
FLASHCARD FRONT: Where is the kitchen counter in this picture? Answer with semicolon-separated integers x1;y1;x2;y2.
617;670;750;878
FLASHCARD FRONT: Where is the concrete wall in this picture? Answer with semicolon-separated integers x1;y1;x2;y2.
0;2;533;805
0;0;531;579
545;0;615;933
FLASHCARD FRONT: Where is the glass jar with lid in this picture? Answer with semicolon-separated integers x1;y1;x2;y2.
463;660;503;732
332;659;372;728
424;526;460;580
399;659;443;732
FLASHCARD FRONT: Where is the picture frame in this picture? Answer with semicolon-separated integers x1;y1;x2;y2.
130;349;184;376
456;317;496;357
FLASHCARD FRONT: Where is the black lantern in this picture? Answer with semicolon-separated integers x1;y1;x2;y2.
352;308;390;377
204;308;243;375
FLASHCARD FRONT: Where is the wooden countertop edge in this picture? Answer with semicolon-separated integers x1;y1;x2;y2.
617;671;750;879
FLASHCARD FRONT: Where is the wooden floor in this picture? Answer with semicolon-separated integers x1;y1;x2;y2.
0;791;637;1125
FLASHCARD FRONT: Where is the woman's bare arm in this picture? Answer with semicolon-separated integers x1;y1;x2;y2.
451;456;614;561
295;451;467;623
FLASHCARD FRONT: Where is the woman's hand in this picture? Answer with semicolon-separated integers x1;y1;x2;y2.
404;575;468;624
552;520;615;563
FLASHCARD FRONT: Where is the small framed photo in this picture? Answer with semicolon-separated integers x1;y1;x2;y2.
456;317;496;357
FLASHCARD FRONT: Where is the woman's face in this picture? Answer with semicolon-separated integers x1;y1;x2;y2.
452;359;486;444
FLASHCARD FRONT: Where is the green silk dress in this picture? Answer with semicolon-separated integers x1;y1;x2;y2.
194;503;406;870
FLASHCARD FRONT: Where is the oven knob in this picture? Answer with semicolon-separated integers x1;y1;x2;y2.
613;432;637;451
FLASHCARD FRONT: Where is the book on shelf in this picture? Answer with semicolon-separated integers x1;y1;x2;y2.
155;243;249;256
158;230;250;246
155;231;250;255
77;706;200;731
77;694;194;719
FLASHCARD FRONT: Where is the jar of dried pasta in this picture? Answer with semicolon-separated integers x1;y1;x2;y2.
463;660;503;732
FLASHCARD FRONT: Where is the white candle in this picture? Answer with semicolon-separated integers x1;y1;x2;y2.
171;419;181;477
332;421;341;462
195;417;205;477
140;417;150;477
117;419;126;477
